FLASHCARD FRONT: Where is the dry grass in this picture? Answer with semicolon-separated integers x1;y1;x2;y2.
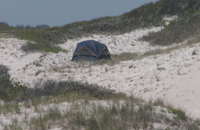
3;97;196;130
0;65;200;129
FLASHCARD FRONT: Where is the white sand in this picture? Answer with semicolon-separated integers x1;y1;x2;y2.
0;26;200;119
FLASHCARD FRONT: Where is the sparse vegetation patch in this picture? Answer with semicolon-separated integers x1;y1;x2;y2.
0;64;200;129
3;0;200;52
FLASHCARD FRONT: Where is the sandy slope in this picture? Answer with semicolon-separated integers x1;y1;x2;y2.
0;27;200;119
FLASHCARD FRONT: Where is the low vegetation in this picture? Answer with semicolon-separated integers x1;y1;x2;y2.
25;98;200;130
141;0;200;45
91;53;138;65
0;65;122;102
1;0;200;52
1;0;200;129
0;65;27;101
0;65;200;129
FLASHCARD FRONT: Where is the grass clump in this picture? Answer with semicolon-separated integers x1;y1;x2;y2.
168;108;186;121
4;118;23;130
21;41;67;53
154;99;187;121
0;65;27;101
111;53;138;62
93;53;138;65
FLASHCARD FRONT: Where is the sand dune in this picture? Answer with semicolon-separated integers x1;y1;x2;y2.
0;27;200;119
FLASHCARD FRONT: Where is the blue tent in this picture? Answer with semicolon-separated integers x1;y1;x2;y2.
72;40;111;61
